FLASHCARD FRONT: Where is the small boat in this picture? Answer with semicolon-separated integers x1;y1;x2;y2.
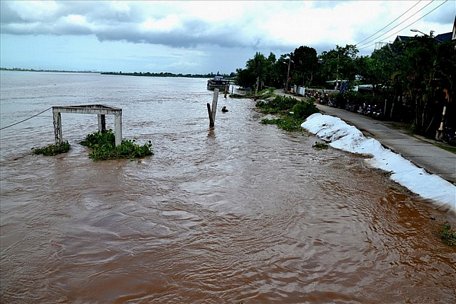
207;75;230;91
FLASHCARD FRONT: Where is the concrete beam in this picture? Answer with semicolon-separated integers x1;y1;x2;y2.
52;104;123;146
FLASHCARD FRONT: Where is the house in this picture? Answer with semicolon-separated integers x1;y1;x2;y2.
435;32;452;43
393;35;414;44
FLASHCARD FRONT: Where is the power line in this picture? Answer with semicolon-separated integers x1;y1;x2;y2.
0;107;51;130
358;0;449;51
355;0;422;46
357;0;435;49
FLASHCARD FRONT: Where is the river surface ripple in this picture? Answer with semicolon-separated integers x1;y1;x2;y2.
1;72;455;303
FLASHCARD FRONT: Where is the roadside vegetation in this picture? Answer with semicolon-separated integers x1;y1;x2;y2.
235;37;455;145
80;130;153;161
257;95;318;131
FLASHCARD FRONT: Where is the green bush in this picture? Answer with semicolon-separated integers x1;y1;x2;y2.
261;116;303;131
291;100;318;119
33;141;70;156
261;118;281;125
440;222;456;246
259;88;275;98
257;95;319;131
81;130;153;161
256;95;299;113
80;130;115;148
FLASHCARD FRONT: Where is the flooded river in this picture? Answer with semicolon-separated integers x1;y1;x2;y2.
1;71;455;303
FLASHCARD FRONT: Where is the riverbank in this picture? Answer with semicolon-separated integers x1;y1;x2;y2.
303;113;455;212
315;103;456;185
276;90;456;185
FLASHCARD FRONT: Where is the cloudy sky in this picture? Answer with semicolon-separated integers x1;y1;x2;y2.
1;0;454;74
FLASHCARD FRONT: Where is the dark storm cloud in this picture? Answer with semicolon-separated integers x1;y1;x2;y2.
0;1;271;50
2;0;452;55
0;1;24;24
93;23;235;48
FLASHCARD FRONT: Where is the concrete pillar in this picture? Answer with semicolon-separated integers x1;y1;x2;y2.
53;110;62;144
114;113;122;146
98;114;106;132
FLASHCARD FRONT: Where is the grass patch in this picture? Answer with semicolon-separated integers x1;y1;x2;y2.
257;95;318;131
261;118;281;125
32;141;70;156
81;130;153;161
440;222;456;246
434;143;456;154
313;141;329;150
257;88;275;99
261;116;303;131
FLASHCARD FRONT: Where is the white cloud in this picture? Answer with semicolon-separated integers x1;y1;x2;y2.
1;0;453;51
140;15;181;32
7;0;59;21
1;0;454;72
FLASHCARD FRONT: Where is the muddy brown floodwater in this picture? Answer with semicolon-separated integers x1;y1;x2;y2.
1;72;455;303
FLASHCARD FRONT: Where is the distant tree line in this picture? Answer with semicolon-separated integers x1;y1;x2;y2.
1;67;236;80
101;71;236;79
236;37;455;141
0;67;97;73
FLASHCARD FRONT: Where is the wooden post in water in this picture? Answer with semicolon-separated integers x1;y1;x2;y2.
207;88;219;128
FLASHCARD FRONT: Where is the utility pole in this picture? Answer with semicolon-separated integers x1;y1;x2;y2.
285;57;292;92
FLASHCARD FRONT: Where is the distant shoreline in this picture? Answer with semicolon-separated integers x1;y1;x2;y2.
0;68;233;79
0;67;97;74
101;71;233;79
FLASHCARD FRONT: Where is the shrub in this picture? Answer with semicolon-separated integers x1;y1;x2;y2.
257;88;275;99
256;95;299;113
291;100;318;119
81;130;153;161
257;95;319;131
261;116;302;131
440;222;456;246
80;130;115;148
33;141;70;156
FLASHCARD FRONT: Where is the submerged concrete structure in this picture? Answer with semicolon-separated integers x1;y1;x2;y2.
52;104;122;146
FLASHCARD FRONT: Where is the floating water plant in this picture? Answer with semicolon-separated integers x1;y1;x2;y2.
81;130;153;161
32;141;70;156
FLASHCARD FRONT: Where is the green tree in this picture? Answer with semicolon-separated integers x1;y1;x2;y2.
318;44;359;82
235;67;256;89
400;36;438;134
236;52;272;90
290;46;318;86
